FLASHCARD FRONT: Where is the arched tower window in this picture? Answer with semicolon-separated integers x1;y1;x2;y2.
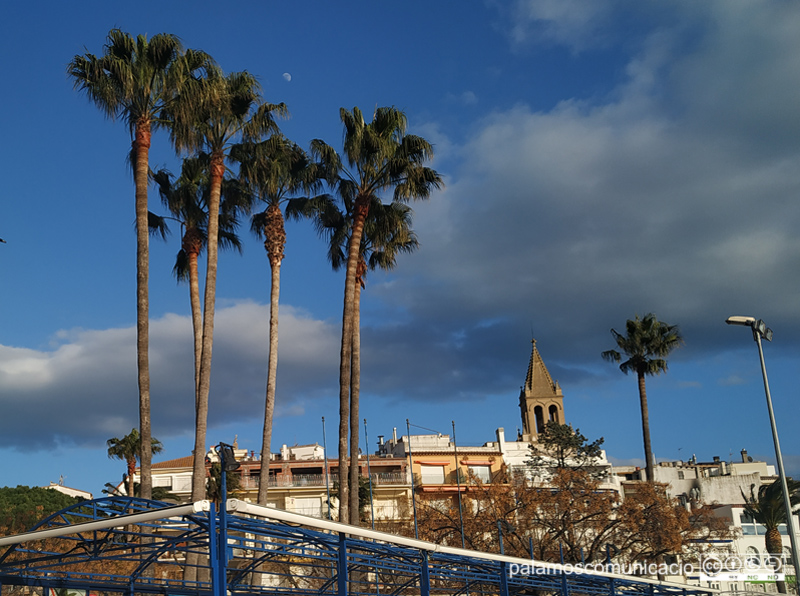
534;406;545;435
548;404;559;423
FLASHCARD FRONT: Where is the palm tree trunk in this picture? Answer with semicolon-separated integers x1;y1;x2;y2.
637;370;654;482
337;196;370;522
349;276;362;525
766;528;787;593
258;233;283;505
191;151;225;501
182;246;204;586
186;244;203;394
127;456;137;497
185;243;202;396
133;121;152;501
338;329;351;522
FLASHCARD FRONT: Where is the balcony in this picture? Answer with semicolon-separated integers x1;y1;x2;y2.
238;472;408;489
414;469;475;487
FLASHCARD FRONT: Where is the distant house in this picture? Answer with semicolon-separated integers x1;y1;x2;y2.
43;481;92;500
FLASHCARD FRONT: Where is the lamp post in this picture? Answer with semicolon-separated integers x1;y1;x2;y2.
725;316;800;581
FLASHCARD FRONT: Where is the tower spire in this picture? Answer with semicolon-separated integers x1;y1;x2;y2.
519;339;565;440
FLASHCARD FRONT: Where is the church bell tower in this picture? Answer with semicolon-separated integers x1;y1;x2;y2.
519;339;565;441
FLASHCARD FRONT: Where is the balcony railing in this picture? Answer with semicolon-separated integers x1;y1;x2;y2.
238;472;408;489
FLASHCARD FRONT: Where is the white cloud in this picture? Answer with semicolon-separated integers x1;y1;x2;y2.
0;302;339;450
718;375;746;387
445;90;478;106
506;0;621;51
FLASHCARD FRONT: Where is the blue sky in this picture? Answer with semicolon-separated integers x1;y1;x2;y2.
2;1;800;496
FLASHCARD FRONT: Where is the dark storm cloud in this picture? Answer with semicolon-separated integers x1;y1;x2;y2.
371;3;800;380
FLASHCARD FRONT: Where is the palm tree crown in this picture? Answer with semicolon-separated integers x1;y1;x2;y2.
68;30;212;136
602;314;683;377
107;428;164;497
602;313;683;483
742;479;800;592
742;479;800;555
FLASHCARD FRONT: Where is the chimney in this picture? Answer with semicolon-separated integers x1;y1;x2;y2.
392;427;398;444
496;427;506;455
377;435;384;446
741;448;748;463
713;455;720;463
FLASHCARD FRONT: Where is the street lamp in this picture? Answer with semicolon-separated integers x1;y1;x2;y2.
725;316;800;581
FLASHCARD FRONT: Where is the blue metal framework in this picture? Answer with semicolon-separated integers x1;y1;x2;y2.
0;496;717;596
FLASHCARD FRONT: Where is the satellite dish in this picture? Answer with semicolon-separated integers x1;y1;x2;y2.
748;456;753;462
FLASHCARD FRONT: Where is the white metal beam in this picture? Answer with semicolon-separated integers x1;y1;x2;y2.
0;501;210;547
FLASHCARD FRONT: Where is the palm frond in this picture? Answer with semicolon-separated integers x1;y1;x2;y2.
147;211;170;240
603;314;683;376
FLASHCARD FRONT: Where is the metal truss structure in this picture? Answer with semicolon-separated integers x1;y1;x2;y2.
0;496;717;596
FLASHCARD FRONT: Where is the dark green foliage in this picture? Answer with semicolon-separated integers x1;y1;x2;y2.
151;155;251;282
0;486;83;534
333;476;372;519
528;421;605;471
742;479;800;553
601;313;683;377
206;462;242;506
358;475;371;517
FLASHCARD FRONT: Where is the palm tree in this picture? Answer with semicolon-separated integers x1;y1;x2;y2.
231;137;327;505
166;68;287;501
152;156;250;393
742;479;800;593
601;314;683;483
348;203;420;525
68;30;212;499
107;428;164;497
296;198;419;524
307;108;441;523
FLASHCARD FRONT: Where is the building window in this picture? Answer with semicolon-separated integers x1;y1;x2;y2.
740;513;784;536
174;476;192;492
420;465;445;484
293;497;322;518
153;476;173;489
745;546;761;567
468;465;492;483
534;406;544;434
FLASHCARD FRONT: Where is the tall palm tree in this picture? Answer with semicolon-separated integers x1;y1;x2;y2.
166;68;287;501
152;156;250;393
601;313;683;483
68;31;212;499
107;428;164;497
231;137;326;505
299;199;419;524
348;202;419;524
308;108;441;523
742;479;800;593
